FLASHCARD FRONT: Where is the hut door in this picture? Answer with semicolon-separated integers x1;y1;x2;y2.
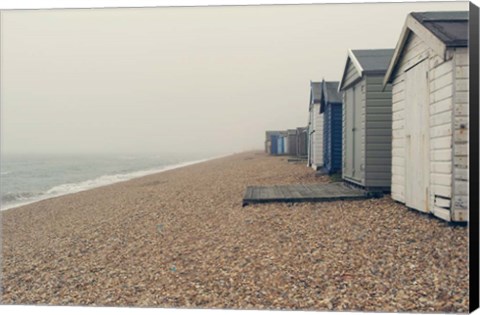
353;85;363;180
405;60;430;212
345;86;362;181
344;89;354;178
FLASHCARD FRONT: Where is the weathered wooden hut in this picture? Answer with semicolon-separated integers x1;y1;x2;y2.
265;132;272;154
276;133;284;155
338;49;394;191
265;131;276;154
265;131;283;155
271;134;280;155
320;80;343;174
307;81;324;170
279;131;288;155
383;11;469;222
296;127;308;158
287;129;297;155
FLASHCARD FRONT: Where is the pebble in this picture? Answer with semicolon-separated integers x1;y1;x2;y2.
1;152;469;312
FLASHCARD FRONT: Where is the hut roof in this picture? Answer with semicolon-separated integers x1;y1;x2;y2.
310;81;323;107
411;11;468;47
265;130;283;138
296;126;308;133
338;49;394;91
320;80;341;113
351;49;394;73
383;11;468;87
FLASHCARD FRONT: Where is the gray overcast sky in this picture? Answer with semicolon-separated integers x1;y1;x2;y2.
0;1;467;156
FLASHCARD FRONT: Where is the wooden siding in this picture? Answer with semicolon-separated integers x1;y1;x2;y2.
342;79;366;185
323;106;332;171
452;47;469;221
364;75;392;189
359;81;366;184
308;109;313;166
323;104;343;174
405;59;430;212
390;31;469;222
309;103;324;169
342;91;347;178
428;57;454;216
287;131;297;156
343;59;362;89
296;128;308;157
391;32;431;203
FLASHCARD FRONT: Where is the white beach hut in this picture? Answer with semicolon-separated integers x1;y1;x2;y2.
383;11;469;222
307;81;324;170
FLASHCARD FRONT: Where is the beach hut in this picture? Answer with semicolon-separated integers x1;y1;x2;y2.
271;134;279;155
265;131;276;154
282;132;289;155
265;131;282;155
319;80;343;174
287;129;297;155
271;131;288;155
296;127;308;158
383;11;469;222
307;81;324;170
276;134;283;155
338;49;394;191
265;132;271;154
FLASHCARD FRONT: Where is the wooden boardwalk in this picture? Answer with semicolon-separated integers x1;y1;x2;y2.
287;157;308;163
242;182;372;206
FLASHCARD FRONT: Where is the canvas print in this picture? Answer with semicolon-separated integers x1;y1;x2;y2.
0;1;473;313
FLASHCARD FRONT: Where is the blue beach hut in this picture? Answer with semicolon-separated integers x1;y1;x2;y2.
277;135;283;154
320;80;343;174
270;134;279;155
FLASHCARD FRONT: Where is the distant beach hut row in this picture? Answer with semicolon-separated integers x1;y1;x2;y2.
264;11;469;222
265;129;308;157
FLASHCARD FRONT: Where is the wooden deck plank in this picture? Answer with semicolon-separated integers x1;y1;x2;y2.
251;186;260;200
273;186;285;198
263;187;277;200
300;184;316;196
286;185;303;198
242;182;372;205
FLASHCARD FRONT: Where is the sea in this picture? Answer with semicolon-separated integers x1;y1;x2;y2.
0;153;221;211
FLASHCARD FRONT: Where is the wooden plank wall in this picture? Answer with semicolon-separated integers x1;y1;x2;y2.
343;59;362;88
452;47;469;221
342;91;348;177
359;80;366;185
391;32;431;204
364;75;393;188
342;79;366;185
312;103;324;168
428;47;454;221
391;31;469;222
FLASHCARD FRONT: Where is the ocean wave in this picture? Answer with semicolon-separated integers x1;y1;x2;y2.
0;155;219;211
2;191;42;203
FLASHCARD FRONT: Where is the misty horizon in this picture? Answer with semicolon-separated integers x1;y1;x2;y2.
0;1;467;156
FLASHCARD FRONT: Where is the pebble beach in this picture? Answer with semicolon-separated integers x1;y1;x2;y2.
1;151;469;312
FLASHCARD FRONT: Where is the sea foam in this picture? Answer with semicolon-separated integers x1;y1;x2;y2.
0;155;228;211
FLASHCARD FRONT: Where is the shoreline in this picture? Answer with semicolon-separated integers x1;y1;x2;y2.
1;151;468;311
1;152;235;212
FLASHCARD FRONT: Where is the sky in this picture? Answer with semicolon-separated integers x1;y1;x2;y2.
0;1;468;156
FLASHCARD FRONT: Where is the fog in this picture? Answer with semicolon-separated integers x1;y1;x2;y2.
0;2;467;156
